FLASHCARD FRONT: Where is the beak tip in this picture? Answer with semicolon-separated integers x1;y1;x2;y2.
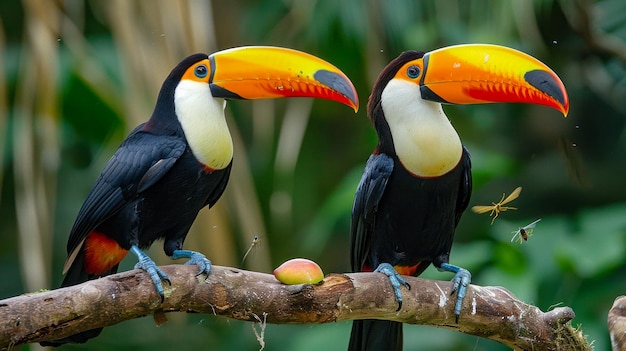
312;69;360;112
557;91;569;117
351;101;360;113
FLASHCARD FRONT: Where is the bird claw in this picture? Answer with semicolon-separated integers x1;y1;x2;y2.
374;263;411;311
131;245;170;302
171;249;212;277
438;263;471;323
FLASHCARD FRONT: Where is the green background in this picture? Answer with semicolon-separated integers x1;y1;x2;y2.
1;1;625;350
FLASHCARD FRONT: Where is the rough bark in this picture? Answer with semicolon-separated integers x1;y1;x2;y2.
0;265;589;350
609;295;626;351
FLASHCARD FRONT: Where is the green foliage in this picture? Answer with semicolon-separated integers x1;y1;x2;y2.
2;0;625;350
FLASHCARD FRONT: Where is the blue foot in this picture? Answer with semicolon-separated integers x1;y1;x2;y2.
170;249;212;277
438;262;471;323
374;263;411;311
131;245;170;302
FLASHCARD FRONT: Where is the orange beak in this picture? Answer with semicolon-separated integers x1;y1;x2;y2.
417;44;568;116
208;46;359;112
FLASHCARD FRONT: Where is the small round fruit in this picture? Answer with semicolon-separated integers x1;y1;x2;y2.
273;258;324;285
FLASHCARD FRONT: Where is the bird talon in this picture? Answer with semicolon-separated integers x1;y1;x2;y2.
450;282;459;296
171;249;212;277
195;266;210;277
131;245;170;301
374;263;409;310
438;263;471;322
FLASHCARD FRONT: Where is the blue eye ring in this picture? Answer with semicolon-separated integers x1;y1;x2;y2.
407;65;420;79
195;64;208;78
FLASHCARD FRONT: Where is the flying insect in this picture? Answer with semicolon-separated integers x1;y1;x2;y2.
242;235;261;264
472;187;522;224
511;218;541;244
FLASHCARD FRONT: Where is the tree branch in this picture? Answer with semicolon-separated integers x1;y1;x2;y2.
608;296;626;351
0;265;588;350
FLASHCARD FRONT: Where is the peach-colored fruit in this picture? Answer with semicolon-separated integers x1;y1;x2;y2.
273;258;324;284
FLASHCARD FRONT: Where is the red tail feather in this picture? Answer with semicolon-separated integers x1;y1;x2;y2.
84;232;128;275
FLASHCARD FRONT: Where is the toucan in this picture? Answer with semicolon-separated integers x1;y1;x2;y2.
41;46;358;346
348;44;568;351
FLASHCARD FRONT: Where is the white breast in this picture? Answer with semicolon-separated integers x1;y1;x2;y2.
174;80;233;170
381;79;462;177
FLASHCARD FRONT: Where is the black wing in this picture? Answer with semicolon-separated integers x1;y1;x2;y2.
350;153;394;272
454;147;472;226
65;126;186;257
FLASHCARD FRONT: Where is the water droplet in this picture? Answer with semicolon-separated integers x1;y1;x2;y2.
552;40;558;45
575;125;580;129
572;143;577;147
380;49;384;53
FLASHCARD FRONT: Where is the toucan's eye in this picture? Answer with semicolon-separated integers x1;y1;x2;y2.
407;65;420;79
195;64;208;78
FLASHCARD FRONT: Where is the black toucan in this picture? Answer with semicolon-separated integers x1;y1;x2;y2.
348;44;568;351
42;46;358;346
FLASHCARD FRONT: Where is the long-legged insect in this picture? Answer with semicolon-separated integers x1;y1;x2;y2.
472;187;522;224
242;235;261;265
511;219;541;244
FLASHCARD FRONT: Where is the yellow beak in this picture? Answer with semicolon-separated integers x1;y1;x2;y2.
418;44;569;116
208;46;359;112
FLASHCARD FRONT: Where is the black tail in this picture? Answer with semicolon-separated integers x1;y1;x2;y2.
348;319;402;351
40;250;118;347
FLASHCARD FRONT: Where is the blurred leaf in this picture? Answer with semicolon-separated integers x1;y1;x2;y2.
464;143;518;188
559;204;626;277
404;323;508;351
419;241;493;281
596;0;626;36
479;266;539;305
492;242;529;275
298;166;362;257
276;323;352;351
62;73;122;144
